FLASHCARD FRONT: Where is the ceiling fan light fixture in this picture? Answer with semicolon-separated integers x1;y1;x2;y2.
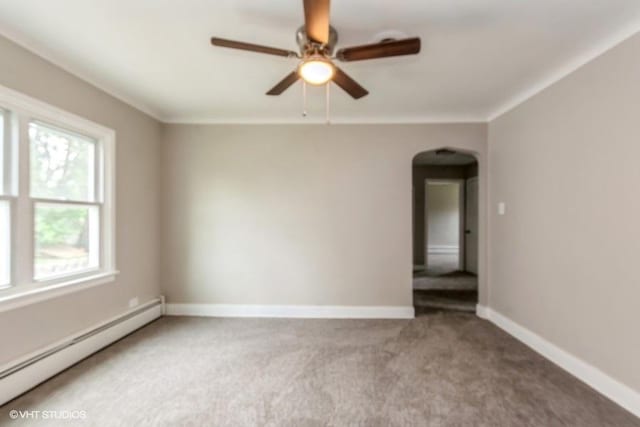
298;55;335;85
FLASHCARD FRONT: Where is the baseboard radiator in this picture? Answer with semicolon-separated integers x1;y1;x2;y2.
0;298;163;406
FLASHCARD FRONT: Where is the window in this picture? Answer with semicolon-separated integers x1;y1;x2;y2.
0;200;8;288
0;109;9;288
0;108;5;190
0;85;116;307
30;122;101;280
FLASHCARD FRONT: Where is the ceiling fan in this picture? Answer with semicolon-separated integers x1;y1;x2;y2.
210;0;421;100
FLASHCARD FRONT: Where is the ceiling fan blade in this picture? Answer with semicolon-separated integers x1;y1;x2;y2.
336;37;421;62
266;71;300;95
303;0;330;44
211;37;298;58
332;67;368;99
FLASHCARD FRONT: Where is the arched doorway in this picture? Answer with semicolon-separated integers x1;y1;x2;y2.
412;149;479;315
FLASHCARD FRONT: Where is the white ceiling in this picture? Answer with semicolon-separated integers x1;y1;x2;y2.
0;0;639;123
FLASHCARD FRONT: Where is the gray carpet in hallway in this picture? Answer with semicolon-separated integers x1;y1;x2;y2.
413;271;478;292
413;254;477;292
415;253;461;276
413;254;478;311
414;290;478;313
1;314;638;427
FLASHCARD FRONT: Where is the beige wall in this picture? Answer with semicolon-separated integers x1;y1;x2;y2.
489;33;640;391
161;124;488;307
0;36;161;365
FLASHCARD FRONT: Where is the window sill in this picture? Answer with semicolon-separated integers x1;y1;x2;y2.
0;270;119;313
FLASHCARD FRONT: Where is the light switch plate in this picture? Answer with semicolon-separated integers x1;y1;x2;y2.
498;202;507;215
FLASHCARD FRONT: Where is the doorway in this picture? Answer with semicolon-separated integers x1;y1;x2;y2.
412;149;478;314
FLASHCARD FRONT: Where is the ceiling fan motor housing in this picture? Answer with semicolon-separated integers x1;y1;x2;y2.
297;25;338;56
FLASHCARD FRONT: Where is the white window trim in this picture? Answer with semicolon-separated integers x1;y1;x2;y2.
0;84;117;312
0;197;9;288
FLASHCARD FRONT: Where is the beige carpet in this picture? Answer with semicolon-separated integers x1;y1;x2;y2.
1;313;638;426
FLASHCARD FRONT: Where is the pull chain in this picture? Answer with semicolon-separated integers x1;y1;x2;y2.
300;80;331;123
325;82;331;124
302;81;307;117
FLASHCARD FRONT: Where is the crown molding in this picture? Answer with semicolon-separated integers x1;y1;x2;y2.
488;20;640;122
161;115;487;125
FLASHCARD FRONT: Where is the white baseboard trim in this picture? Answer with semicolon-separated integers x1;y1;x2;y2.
0;299;162;406
428;245;459;255
476;305;640;418
166;303;415;319
475;304;490;319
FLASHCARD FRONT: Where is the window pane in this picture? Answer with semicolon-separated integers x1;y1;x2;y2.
0;111;5;195
30;122;96;202
34;203;99;280
0;200;9;287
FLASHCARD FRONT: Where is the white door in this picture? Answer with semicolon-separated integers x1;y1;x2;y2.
465;177;478;274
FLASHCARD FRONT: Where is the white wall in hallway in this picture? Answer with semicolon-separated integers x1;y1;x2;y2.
426;182;460;254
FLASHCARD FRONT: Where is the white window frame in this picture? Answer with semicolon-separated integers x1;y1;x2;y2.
0;84;117;312
0;106;16;290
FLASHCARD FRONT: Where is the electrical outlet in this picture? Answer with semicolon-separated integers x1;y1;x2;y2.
128;297;139;308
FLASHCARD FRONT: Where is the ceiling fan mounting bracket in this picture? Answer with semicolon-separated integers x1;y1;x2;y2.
296;25;338;57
